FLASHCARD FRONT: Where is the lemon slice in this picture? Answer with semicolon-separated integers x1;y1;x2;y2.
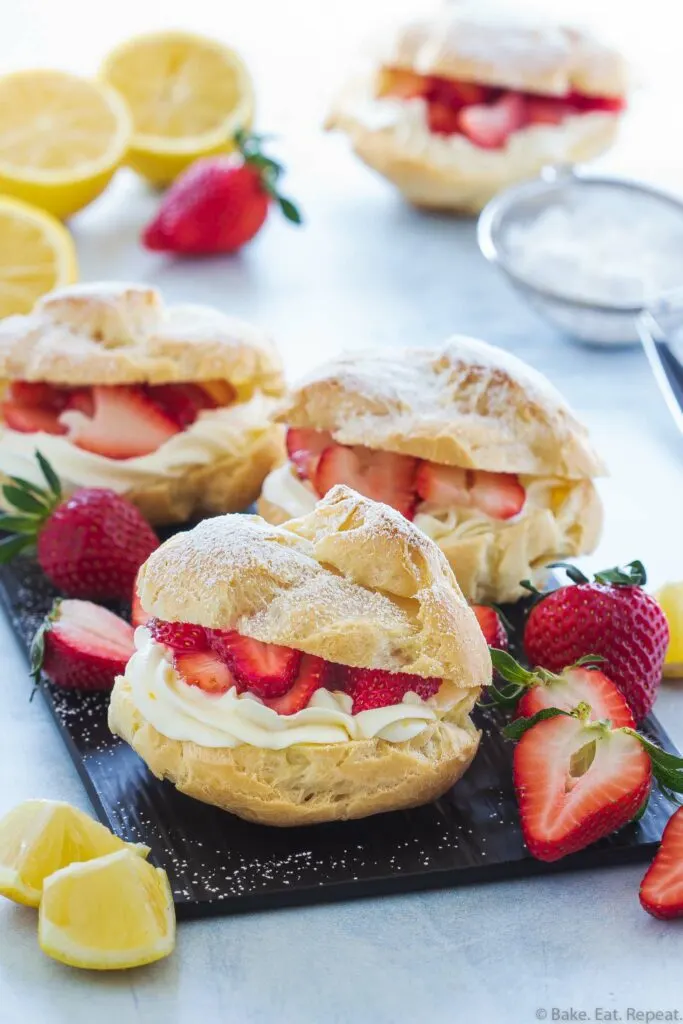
0;799;147;907
39;849;175;970
0;196;78;318
100;31;254;185
655;582;683;678
0;70;131;219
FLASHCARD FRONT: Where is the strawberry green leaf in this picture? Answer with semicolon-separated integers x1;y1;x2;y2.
35;450;62;500
0;514;41;535
7;474;47;499
278;196;302;224
478;679;525;710
548;562;590;585
0;534;32;562
594;560;647;587
1;484;48;515
503;707;569;741
572;653;605;667
29;599;60;687
489;648;535;685
628;732;683;802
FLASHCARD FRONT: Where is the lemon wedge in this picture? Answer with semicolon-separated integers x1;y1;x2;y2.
39;849;175;970
655;582;683;678
0;196;77;317
0;799;147;907
100;31;254;185
0;70;131;219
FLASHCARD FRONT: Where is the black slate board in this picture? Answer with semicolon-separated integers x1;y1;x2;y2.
1;552;677;920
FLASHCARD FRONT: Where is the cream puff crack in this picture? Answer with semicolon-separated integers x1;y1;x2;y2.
326;4;627;212
257;336;605;604
0;283;285;523
109;486;490;825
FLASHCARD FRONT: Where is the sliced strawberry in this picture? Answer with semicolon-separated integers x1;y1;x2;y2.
60;385;180;459
427;100;463;136
458;92;527;149
286;427;333;480
146;383;217;429
314;444;418;519
263;654;330;715
471;605;508;650
343;666;441;713
428;77;493;108
8;381;67;409
208;630;302;698
415;463;471;506
174;651;235;694
640;807;683;919
2;402;67;435
469;471;525;519
516;667;635;728
148;618;208;652
514;714;651;862
64;388;95;417
567;90;626;113
526;98;570;126
35;598;135;691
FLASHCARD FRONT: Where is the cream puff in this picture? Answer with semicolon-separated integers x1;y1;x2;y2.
257;337;605;604
326;3;627;212
0;282;284;523
109;485;490;825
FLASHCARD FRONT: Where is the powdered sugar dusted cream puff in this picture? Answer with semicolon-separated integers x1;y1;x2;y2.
326;3;627;212
257;337;605;604
0;283;284;523
109;486;490;825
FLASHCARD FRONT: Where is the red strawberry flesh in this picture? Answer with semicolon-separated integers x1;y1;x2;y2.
61;385;180;459
516;667;635;728
208;630;302;698
514;715;651;862
314;444;418;519
2;402;67;435
146;383;217;429
264;654;329;715
41;599;135;691
640;806;683;919
174;651;235;694
286;427;334;480
471;605;508;650
343;666;441;713
148;618;208;652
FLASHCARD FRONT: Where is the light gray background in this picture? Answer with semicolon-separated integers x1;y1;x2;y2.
1;1;683;1021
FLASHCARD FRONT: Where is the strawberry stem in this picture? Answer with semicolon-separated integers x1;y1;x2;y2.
233;130;303;226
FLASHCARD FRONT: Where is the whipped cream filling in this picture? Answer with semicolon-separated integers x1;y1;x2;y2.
122;628;452;750
0;394;274;495
261;461;579;538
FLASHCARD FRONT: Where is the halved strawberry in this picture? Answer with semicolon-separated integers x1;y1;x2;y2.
146;383;217;429
513;713;651;862
148;618;208;652
458;92;527;149
174;650;235;694
286;427;333;480
469;471;525;519
640;807;683;919
263;654;329;715
428;77;493;108
343;666;441;713
208;630;302;698
415;463;471;506
516;666;635;728
427;100;463;136
488;650;635;728
2;402;67;435
471;605;508;650
314;444;418;519
60;385;180;459
64;389;95;417
32;598;135;691
567;90;626;113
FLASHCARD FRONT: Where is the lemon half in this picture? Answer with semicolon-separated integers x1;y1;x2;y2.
100;30;254;185
39;849;175;970
0;799;147;907
0;196;78;318
655;582;683;678
0;70;131;219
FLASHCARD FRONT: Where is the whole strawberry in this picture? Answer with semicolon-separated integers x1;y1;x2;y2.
524;561;669;723
142;131;302;255
0;452;159;600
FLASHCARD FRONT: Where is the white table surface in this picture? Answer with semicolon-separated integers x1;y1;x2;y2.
2;1;683;1021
